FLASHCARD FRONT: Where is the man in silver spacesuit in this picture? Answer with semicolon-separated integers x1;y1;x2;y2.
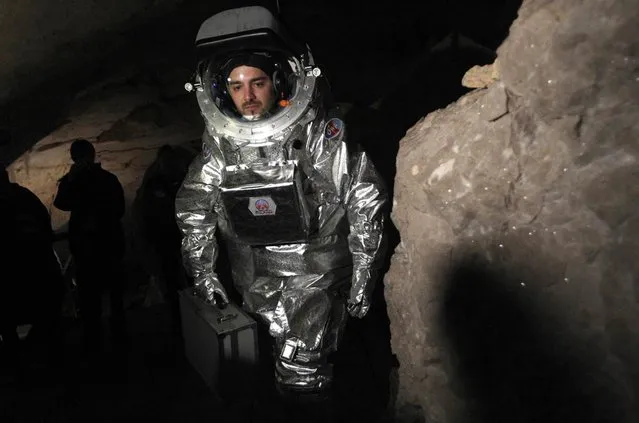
175;6;388;397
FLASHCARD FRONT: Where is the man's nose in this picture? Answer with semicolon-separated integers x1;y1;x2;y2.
243;86;255;101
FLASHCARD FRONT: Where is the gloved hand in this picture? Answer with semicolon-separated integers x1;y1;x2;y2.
348;267;376;318
347;294;371;319
194;274;229;307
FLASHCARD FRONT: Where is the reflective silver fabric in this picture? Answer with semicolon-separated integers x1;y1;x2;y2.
176;112;387;390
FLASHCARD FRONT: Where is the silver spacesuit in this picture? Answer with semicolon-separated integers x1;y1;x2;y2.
175;6;388;393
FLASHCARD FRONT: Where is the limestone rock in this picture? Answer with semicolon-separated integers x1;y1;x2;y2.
386;0;639;422
461;60;500;89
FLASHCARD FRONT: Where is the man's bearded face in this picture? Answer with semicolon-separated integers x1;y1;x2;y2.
227;65;276;119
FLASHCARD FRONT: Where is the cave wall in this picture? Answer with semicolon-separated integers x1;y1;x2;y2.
5;66;202;233
385;0;639;422
0;0;187;105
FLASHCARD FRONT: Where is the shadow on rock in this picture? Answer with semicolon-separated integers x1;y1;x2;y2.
440;250;631;423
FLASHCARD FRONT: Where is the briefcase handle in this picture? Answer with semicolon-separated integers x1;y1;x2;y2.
187;288;239;324
217;313;237;324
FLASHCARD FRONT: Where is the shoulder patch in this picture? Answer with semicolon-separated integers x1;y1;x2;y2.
324;118;344;141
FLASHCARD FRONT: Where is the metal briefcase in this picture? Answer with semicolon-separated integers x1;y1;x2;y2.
178;288;259;398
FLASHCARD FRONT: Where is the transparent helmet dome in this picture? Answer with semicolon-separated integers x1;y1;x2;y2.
200;50;301;123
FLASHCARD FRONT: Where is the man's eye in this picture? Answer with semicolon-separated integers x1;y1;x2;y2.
231;85;241;92
254;81;265;88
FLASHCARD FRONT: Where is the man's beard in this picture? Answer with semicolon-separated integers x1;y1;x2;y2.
241;101;263;116
241;101;274;121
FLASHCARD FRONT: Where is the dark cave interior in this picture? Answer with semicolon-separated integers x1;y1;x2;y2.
0;1;526;422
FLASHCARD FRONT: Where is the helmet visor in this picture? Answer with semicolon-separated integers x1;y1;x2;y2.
200;50;301;122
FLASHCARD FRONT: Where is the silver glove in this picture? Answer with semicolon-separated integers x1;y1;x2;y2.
194;274;229;306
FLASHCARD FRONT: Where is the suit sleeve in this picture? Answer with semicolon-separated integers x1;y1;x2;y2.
174;138;228;303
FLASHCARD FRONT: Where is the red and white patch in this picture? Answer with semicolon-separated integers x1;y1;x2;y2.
324;118;344;140
249;196;277;216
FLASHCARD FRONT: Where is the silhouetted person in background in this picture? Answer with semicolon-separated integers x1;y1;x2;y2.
53;139;127;354
133;144;194;332
0;169;65;375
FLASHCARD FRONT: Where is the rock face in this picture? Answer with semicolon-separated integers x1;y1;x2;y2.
386;0;639;422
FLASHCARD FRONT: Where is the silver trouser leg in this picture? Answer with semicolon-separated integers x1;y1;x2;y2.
243;274;349;394
272;292;347;394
